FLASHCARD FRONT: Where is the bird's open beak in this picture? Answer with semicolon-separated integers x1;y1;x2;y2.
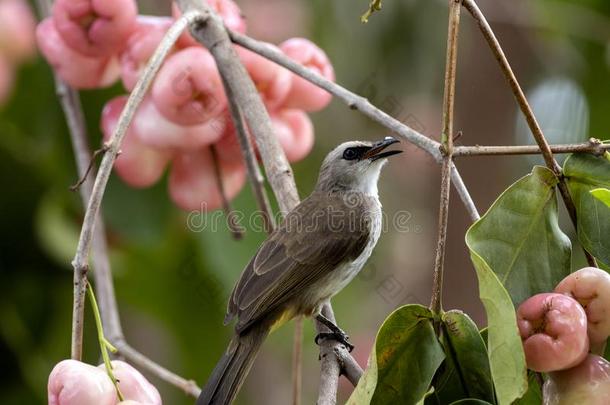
362;136;402;161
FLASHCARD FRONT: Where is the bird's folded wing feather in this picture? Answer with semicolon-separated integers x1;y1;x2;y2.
226;193;372;334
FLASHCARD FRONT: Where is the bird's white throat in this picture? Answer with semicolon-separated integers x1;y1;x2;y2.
356;160;385;196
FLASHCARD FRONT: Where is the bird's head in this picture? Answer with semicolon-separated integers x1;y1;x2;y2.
315;137;402;195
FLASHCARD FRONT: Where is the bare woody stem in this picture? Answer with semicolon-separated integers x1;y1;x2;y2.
224;96;276;234
431;0;462;315
67;10;198;361
113;339;202;397
462;0;597;267
209;144;245;239
228;30;480;222
453;139;610;157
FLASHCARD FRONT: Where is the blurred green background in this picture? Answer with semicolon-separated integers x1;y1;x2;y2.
1;0;609;403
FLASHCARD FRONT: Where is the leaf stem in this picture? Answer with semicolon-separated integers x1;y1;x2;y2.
431;0;462;316
87;282;124;401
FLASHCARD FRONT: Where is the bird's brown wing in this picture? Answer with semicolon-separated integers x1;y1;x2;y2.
226;193;373;334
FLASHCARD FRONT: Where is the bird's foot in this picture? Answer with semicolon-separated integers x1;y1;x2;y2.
315;332;355;352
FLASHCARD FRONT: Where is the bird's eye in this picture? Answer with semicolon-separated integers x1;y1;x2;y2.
342;148;358;160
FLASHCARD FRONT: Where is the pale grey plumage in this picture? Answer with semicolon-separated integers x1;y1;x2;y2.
198;137;401;405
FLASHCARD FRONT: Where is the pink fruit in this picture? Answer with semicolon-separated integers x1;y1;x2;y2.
101;96;171;188
36;18;120;89
271;109;314;162
52;0;137;57
279;38;334;112
151;47;227;126
517;293;589;372
0;0;37;63
236;46;292;110
543;354;610;405
120;16;173;91
98;361;161;405
132;97;226;150
168;147;246;211
48;360;117;405
555;267;610;347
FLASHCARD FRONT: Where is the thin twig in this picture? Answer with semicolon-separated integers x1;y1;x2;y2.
69;146;108;191
453;139;610;157
113;339;202;397
209;144;244;240
462;0;597;267
36;0;124;355
228;30;480;222
431;0;462;315
225;99;276;234
292;316;303;405
67;10;200;360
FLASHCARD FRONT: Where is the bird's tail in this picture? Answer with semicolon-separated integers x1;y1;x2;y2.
197;326;268;405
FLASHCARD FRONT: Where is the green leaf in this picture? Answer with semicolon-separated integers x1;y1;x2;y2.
441;310;496;404
513;372;543;405
564;154;610;267
591;188;610;208
466;166;571;305
347;304;445;405
465;251;528;405
449;400;494;405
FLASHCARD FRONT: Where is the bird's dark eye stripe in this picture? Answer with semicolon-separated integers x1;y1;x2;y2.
342;146;369;160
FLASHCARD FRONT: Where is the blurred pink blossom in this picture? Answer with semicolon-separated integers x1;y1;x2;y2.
152;47;227;126
102;96;172;188
271;109;314;162
52;0;137;57
36;18;120;89
99;361;161;405
0;0;37;63
120;16;173;91
280;37;334;111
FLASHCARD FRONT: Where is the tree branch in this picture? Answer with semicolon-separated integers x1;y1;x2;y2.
453;139;610;157
209;144;244;239
431;0;462;315
228;30;480;221
113;339;202;397
462;0;597;267
224;96;276;233
65;11;200;360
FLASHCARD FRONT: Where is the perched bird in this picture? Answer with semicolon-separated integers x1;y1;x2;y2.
197;137;402;405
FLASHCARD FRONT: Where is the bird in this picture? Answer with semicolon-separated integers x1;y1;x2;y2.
197;137;402;405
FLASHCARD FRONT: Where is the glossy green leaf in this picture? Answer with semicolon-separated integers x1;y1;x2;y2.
441;310;495;403
466;166;571;305
465;250;528;405
449;400;494;405
347;304;445;405
564;154;610;266
591;188;610;208
514;372;543;405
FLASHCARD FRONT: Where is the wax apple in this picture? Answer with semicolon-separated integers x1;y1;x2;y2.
517;293;589;372
555;267;610;349
543;354;610;405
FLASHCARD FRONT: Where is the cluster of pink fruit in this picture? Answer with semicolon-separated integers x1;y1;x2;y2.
36;0;335;211
517;267;610;404
48;360;161;405
0;0;36;106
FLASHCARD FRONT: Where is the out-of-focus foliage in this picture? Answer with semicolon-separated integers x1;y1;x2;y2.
564;154;610;267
